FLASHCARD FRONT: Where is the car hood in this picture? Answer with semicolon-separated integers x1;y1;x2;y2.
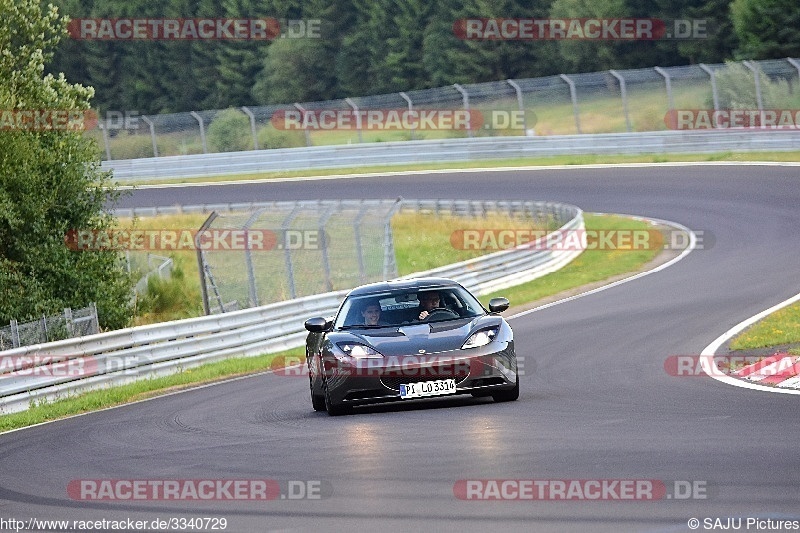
333;316;502;355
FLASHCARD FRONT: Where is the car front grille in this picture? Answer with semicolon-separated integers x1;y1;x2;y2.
380;369;470;391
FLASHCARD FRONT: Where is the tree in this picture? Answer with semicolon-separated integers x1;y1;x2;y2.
731;0;800;59
0;0;133;329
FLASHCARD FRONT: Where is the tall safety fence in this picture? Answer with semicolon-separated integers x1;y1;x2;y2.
0;304;99;350
90;58;800;160
198;200;402;314
198;198;568;314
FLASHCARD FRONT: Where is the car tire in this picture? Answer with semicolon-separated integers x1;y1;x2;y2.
310;375;326;412
323;378;350;416
491;374;519;402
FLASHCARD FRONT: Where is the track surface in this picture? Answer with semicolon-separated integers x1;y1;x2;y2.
2;165;799;532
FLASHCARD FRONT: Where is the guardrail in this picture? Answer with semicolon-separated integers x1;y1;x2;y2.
104;130;800;182
0;201;582;413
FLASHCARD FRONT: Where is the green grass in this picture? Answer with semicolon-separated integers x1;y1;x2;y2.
118;151;800;186
480;213;662;305
729;303;800;351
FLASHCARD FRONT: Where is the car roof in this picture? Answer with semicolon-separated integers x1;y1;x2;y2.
346;277;465;297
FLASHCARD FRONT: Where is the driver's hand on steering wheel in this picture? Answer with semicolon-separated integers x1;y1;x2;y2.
419;310;429;320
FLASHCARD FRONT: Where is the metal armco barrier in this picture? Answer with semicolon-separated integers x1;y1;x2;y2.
104;130;800;182
0;201;582;413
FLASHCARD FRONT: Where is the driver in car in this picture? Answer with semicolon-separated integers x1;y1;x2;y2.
417;290;443;320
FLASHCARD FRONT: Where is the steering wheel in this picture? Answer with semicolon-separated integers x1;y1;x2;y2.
422;307;459;321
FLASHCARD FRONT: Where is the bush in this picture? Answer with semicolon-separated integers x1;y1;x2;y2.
207;108;253;153
257;124;307;149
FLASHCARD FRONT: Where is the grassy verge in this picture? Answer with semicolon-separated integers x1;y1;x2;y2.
118;151;800;187
480;213;661;306
0;213;672;431
729;302;800;352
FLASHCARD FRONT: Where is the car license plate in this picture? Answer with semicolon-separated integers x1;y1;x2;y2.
399;379;456;399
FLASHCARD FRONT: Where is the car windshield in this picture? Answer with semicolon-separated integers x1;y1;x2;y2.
334;286;485;329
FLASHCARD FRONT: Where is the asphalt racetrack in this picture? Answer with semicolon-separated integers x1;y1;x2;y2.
1;164;799;532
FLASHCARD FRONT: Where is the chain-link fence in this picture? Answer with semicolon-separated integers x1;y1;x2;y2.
0;304;100;350
197;200;402;314
93;58;800;160
198;199;572;314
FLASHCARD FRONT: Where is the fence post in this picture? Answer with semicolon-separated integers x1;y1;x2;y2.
64;307;75;337
345;98;363;143
399;92;414;140
699;64;719;112
654;66;674;110
294;103;312;147
506;79;528;134
559;74;582;134
453;84;473;137
383;198;403;281
190;111;207;153
90;302;100;334
318;204;336;292
140;115;158;157
99;122;112;161
41;315;48;343
353;202;369;284
609;70;631;132
10;319;19;348
241;106;259;150
742;61;764;110
281;205;301;299
242;208;267;308
195;212;218;315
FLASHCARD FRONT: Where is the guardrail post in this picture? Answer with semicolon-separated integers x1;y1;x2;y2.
559;74;582;134
294;103;312;147
140;115;158;157
399;92;415;140
608;70;631;132
506;79;528;134
345;98;363;143
241;106;259;150
190;111;207;153
742;61;764;110
654;66;674;110
453;84;473;137
699;64;719;112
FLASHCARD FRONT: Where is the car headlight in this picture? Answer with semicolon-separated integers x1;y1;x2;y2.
336;342;383;358
462;327;499;349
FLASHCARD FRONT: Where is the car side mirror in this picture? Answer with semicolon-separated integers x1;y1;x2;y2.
488;297;510;313
305;316;332;332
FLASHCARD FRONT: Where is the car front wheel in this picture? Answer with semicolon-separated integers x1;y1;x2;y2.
491;374;519;402
323;378;351;416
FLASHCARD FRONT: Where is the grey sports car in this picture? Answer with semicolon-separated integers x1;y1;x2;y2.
304;277;518;415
